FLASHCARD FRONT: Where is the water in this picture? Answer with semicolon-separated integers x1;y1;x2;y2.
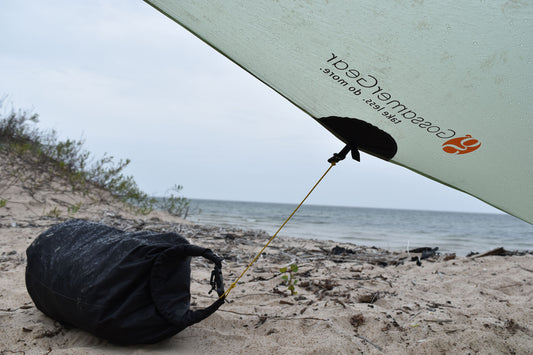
187;199;533;256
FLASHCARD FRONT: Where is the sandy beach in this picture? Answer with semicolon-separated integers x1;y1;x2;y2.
1;150;533;354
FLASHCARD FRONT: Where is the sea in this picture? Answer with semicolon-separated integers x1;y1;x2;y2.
186;199;533;257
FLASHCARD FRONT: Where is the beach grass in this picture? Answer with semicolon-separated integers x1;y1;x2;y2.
0;100;188;217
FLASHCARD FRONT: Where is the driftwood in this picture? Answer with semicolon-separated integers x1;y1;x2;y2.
472;247;533;258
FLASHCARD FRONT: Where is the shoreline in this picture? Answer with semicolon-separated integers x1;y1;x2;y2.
185;199;533;258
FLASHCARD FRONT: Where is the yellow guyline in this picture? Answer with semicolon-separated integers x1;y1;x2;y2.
220;146;352;299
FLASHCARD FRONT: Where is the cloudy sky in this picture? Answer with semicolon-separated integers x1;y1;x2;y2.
1;0;503;213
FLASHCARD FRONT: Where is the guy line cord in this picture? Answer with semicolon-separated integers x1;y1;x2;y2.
220;145;352;299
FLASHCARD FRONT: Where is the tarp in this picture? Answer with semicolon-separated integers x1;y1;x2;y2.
144;1;533;224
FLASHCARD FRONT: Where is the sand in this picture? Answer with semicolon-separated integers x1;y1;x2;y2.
1;150;533;354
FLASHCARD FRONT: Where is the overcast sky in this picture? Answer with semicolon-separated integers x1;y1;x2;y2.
1;0;504;214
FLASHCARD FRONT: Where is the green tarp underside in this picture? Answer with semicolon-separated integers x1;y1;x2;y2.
145;0;533;224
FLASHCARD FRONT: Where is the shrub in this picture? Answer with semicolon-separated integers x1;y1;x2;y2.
158;185;191;218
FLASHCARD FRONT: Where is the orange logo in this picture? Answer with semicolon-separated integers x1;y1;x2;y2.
442;135;481;155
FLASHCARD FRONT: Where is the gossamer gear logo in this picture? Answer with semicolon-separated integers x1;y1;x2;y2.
320;53;457;140
442;135;481;155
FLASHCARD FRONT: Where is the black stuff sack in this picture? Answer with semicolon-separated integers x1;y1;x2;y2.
25;219;225;345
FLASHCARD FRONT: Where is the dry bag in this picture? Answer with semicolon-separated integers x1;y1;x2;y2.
25;219;225;344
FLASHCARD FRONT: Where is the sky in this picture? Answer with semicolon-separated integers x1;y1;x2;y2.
0;0;503;214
